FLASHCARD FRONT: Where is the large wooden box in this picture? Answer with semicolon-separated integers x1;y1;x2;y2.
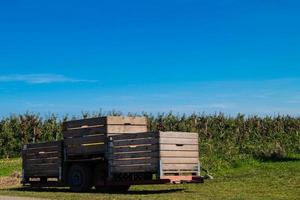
109;131;199;176
62;116;147;158
22;141;63;179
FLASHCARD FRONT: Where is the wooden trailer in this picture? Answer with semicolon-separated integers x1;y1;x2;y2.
22;116;203;192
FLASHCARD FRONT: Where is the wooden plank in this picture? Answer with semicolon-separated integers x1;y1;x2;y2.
162;164;198;171
112;158;158;166
64;135;106;146
63;116;147;130
24;170;59;177
63;117;107;129
106;116;147;125
111;132;157;141
113;144;158;153
66;144;106;156
160;138;198;145
159;144;198;151
163;170;198;174
27;141;62;149
112;164;157;173
159;131;198;139
113;138;157;147
25;158;61;165
113;151;158;159
25;170;59;177
160;157;199;164
26;146;61;154
26;163;61;171
25;152;61;159
63;127;106;138
107;125;147;134
160;151;198;158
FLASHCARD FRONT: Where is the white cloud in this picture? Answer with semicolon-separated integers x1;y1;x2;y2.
0;74;97;84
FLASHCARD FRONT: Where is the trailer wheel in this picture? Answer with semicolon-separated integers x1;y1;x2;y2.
68;164;92;192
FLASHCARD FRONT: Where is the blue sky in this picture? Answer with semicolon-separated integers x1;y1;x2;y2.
0;0;300;116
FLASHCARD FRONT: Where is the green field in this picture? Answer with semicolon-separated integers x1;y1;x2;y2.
0;158;21;177
0;156;299;200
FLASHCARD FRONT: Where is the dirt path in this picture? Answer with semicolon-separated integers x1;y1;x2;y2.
0;177;19;188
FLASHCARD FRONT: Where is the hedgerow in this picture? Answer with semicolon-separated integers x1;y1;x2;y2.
0;112;299;171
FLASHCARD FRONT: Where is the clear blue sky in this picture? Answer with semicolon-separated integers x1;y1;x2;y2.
0;0;300;116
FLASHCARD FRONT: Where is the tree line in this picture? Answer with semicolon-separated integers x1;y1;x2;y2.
0;112;299;170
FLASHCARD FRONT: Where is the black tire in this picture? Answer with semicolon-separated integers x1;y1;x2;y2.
68;164;92;192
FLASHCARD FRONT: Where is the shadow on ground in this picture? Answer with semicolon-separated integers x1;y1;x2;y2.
7;187;184;195
259;156;300;162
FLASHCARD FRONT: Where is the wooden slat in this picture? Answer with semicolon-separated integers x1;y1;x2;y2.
106;116;147;125
160;151;198;158
113;138;157;147
27;141;62;149
26;146;61;154
25;152;61;159
160;157;199;164
26;163;61;171
160;144;198;151
160;138;198;145
163;170;198;174
162;164;199;171
111;132;157;141
25;170;59;177
159;131;198;139
112;158;158;166
107;125;147;134
63;117;107;129
26;158;61;165
112;164;157;173
63;127;106;138
113;151;158;159
113;144;158;153
64;134;106;146
66;144;106;156
63;116;147;129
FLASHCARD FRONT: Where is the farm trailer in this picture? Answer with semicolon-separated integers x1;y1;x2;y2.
22;116;203;192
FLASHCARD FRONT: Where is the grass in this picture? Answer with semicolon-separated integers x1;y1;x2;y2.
0;156;299;200
0;158;21;177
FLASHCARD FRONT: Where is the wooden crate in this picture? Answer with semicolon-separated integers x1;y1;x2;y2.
109;131;199;175
22;141;62;179
109;132;159;173
62;116;147;159
159;132;199;176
